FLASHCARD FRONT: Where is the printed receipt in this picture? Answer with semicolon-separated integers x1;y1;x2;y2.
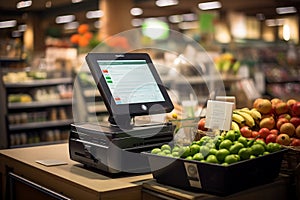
205;100;234;131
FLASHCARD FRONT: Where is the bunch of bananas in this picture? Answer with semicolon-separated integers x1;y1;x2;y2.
231;108;262;130
214;53;241;74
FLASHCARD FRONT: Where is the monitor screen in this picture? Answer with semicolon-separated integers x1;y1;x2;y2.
97;59;165;105
85;53;174;128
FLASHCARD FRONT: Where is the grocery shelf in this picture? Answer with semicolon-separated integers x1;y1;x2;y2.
83;89;102;101
9;119;73;131
87;103;107;114
8;99;73;109
5;77;73;88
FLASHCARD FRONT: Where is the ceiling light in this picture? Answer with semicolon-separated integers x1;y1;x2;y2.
130;8;143;16
55;15;75;24
198;1;222;10
0;20;17;29
16;0;32;9
72;0;82;3
276;6;297;15
45;1;52;8
156;0;178;7
182;13;197;22
168;15;183;23
64;21;79;30
86;10;103;19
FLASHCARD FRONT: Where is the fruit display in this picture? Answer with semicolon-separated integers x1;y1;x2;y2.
219;98;300;147
150;131;282;165
214;53;241;75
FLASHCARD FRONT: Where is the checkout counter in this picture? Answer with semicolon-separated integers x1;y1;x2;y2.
0;143;293;200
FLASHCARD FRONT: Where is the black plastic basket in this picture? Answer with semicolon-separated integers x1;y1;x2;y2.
143;149;287;196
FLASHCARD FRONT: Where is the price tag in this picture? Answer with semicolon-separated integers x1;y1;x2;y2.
205;100;233;131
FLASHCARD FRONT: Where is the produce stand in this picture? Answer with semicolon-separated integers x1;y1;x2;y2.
144;149;286;196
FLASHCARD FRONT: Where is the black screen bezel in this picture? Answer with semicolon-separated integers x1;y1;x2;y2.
85;53;174;119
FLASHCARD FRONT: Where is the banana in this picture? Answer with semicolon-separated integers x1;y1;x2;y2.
250;108;262;121
234;110;255;127
231;121;240;131
232;113;245;125
239;108;252;115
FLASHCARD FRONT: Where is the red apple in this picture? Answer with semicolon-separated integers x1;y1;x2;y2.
252;131;260;138
276;118;289;130
290;138;300;146
258;128;270;139
290;117;300;127
292;102;300;116
198;118;208;131
266;133;277;144
270;129;279;135
276;133;291;146
240;126;252;138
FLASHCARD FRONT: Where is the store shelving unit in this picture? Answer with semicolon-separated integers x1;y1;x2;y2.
72;71;109;123
0;76;74;149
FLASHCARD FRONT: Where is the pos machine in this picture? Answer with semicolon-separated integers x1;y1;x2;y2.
69;53;175;173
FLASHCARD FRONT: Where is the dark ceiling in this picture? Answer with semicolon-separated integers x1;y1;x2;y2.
0;0;300;27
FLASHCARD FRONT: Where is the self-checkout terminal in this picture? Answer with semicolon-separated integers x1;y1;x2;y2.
69;53;175;173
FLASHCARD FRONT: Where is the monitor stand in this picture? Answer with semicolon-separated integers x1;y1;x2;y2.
108;114;134;130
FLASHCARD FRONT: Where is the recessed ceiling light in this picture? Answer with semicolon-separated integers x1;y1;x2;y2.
55;15;75;24
276;6;297;15
72;0;82;3
86;10;103;19
45;1;52;8
156;0;178;7
198;1;222;10
16;0;32;9
0;20;17;29
130;8;143;16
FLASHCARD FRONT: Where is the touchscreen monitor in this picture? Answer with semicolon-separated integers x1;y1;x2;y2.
85;53;174;128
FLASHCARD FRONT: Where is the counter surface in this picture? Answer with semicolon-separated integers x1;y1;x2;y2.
0;143;152;200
